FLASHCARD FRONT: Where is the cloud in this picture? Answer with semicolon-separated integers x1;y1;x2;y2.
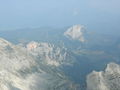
73;9;80;16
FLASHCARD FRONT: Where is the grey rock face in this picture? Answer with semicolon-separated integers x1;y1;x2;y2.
25;41;75;67
87;63;120;90
64;25;85;42
0;38;78;90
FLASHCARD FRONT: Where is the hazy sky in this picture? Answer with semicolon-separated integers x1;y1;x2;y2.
0;0;120;33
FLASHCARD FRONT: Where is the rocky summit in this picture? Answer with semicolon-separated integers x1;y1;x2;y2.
87;63;120;90
0;38;79;90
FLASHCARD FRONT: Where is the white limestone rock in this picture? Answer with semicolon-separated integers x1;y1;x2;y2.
0;38;79;90
64;25;85;42
87;63;120;90
26;41;75;67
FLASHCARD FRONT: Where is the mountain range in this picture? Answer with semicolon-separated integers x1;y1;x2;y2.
0;25;120;90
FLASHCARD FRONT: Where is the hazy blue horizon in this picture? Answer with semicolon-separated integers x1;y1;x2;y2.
0;0;120;34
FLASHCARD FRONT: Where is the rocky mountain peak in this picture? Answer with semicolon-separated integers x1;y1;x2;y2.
26;41;74;67
0;38;79;90
87;63;120;90
64;25;85;42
